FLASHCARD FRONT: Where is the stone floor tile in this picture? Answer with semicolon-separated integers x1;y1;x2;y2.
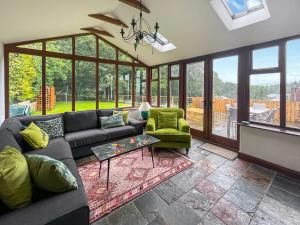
207;170;235;190
216;159;250;179
242;169;272;189
231;177;266;199
259;196;300;225
170;165;207;192
106;202;147;225
224;188;260;213
92;218;110;225
212;198;251;225
267;185;300;211
250;209;283;225
192;139;206;147
247;164;275;179
205;154;228;167
133;191;167;222
178;189;213;218
272;173;300;197
154;180;185;205
198;213;226;225
188;149;207;162
198;159;218;174
195;179;226;203
146;216;169;225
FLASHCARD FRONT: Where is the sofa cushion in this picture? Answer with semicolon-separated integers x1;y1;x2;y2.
25;155;78;193
147;128;191;143
25;137;73;161
0;117;23;134
20;123;49;150
65;129;107;149
18;114;63;127
0;128;22;152
35;118;64;139
101;125;136;139
64;110;98;133
97;109;114;117
0;146;32;209
0;159;89;225
100;114;125;129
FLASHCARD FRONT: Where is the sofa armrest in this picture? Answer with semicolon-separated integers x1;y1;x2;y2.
128;118;144;135
178;118;190;133
146;118;156;132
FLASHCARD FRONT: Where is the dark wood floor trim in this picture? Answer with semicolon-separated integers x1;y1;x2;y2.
238;152;300;179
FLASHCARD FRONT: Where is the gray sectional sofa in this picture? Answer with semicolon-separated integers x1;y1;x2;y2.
0;109;144;225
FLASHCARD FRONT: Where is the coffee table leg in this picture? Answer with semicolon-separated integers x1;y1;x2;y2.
141;147;144;159
99;161;102;177
107;159;110;190
150;145;155;168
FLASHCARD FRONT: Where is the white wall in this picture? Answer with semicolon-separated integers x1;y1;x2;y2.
240;125;300;173
0;41;4;124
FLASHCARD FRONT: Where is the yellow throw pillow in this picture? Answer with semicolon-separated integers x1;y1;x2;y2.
113;111;129;124
0;146;32;209
20;122;49;150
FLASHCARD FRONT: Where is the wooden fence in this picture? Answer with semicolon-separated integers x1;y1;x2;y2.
187;97;300;124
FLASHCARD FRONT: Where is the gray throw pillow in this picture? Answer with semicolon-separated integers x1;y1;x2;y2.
100;114;125;129
35;118;64;139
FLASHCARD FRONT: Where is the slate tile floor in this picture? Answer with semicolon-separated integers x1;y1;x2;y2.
91;139;300;225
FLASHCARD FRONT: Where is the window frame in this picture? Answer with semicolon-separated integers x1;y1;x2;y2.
4;33;148;118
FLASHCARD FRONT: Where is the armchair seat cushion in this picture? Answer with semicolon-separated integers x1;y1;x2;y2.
147;128;191;143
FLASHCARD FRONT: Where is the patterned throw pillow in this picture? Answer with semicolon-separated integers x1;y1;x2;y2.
113;111;129;124
35;118;64;139
100;114;125;129
25;154;78;193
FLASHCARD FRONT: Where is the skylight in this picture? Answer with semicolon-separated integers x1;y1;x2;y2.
145;33;176;53
211;0;270;30
223;0;264;19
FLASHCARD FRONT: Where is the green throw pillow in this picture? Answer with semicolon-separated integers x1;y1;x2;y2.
158;112;178;129
101;114;125;129
113;111;129;124
0;146;32;209
20;122;49;149
25;154;78;193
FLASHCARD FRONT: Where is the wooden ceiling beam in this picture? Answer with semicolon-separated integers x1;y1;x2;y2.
88;14;128;28
80;28;114;38
118;0;150;13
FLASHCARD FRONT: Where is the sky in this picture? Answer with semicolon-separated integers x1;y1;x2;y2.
213;38;300;85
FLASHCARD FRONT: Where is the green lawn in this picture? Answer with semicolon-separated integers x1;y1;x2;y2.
32;101;131;115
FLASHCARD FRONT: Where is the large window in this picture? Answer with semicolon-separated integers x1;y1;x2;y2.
286;39;300;129
9;53;42;116
159;65;168;107
6;34;146;117
118;65;132;107
151;68;158;106
212;56;238;139
46;58;72;114
169;64;180;107
75;61;96;111
99;63;116;109
135;67;147;105
250;45;280;126
186;62;205;131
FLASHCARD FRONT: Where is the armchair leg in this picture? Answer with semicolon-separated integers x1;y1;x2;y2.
186;148;190;155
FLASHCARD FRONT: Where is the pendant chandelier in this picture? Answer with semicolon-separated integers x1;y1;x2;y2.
120;0;163;51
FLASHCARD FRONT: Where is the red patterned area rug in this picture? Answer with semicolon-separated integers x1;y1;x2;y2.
77;149;193;222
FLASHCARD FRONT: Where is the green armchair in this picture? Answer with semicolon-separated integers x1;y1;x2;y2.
146;108;192;154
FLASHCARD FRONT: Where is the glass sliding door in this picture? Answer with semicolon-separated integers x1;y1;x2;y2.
212;56;238;140
159;65;168;107
135;67;147;105
186;61;205;131
99;63;116;109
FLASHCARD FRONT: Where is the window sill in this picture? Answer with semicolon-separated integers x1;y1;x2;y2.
239;122;300;137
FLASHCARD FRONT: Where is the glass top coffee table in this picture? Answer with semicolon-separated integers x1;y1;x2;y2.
91;134;160;190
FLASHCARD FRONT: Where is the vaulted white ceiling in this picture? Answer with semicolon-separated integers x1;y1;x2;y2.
0;0;300;66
